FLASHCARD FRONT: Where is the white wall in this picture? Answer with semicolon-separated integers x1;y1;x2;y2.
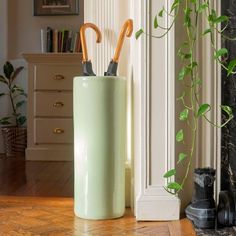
8;0;84;59
0;0;9;152
0;0;84;153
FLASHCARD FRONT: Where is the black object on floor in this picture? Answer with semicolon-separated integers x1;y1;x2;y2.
195;227;236;236
185;168;216;229
217;190;236;227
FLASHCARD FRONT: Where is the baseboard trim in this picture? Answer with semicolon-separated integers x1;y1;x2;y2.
26;147;73;161
136;195;180;221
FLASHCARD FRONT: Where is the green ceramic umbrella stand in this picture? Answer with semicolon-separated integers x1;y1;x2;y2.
73;76;127;220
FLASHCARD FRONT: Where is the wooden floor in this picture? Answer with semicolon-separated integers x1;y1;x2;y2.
0;155;73;197
0;196;196;235
0;155;196;235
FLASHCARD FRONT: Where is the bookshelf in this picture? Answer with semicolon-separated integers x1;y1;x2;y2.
41;27;82;53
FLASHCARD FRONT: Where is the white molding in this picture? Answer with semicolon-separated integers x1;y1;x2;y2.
198;1;221;202
215;0;222;202
133;0;180;220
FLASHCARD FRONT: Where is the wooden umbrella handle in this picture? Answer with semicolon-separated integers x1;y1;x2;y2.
80;23;102;62
113;19;133;63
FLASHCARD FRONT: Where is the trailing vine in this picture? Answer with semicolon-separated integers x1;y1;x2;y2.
136;0;234;194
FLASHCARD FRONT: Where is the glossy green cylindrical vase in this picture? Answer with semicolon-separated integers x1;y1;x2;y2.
73;76;126;220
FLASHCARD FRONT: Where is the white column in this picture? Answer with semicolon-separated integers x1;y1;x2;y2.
133;0;180;220
197;1;222;200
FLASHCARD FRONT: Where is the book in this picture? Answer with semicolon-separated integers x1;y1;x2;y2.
40;29;46;53
46;27;53;52
57;30;62;52
62;30;69;52
41;27;81;53
53;29;58;53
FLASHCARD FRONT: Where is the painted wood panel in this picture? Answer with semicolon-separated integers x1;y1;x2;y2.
133;0;180;220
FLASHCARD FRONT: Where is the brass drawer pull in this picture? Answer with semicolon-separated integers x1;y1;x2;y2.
53;102;64;108
53;128;64;134
54;74;65;80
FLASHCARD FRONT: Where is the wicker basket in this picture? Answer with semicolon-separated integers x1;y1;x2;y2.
1;126;27;157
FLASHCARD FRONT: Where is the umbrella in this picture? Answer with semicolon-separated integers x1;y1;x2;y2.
80;23;102;76
104;19;133;76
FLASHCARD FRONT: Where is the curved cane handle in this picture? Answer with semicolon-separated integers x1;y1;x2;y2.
80;23;102;62
113;19;133;63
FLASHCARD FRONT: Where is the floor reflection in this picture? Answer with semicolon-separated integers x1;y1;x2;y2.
0;155;73;197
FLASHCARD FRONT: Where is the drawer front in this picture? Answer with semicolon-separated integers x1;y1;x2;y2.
35;92;72;117
34;65;81;90
35;118;73;144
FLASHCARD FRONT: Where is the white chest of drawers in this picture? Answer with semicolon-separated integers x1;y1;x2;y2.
23;53;82;161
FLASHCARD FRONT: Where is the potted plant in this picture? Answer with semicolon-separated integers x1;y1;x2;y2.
136;1;235;193
0;61;27;157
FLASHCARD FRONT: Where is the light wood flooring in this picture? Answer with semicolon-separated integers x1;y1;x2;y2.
0;155;196;235
0;196;196;235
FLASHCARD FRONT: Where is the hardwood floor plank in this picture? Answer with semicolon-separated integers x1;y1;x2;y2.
0;196;196;235
0;156;73;197
0;155;196;235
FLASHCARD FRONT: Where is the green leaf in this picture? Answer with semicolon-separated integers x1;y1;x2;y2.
158;7;164;17
183;53;192;59
170;0;179;13
178;50;192;60
16;100;26;108
3;61;14;79
203;28;212;35
193;79;202;86
227;59;236;76
213;15;229;24
208;10;217;23
154;15;158;29
0;117;11;125
221;105;233;117
0;120;11;125
178;67;190;80
177;153;187;164
135;29;144;39
197;3;208;13
19;92;27;98
167;182;182;191
184;8;192;27
11;85;24;93
176;129;184;142
11;66;24;82
163;169;176;178
1;116;11;121
178;68;186;81
190;61;198;68
17;116;26;126
214;48;228;59
197;104;211;117
0;75;8;84
179;109;189;121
